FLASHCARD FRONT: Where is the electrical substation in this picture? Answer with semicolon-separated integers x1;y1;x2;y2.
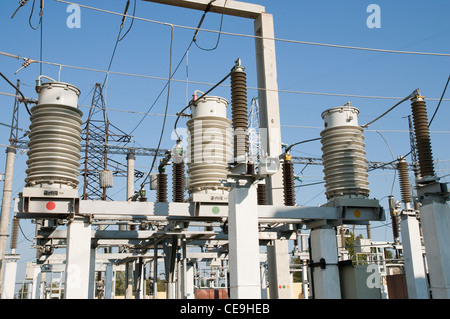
1;0;450;300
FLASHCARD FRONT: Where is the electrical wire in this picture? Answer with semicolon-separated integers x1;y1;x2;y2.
55;0;450;58
194;0;227;51
367;150;413;172
173;71;232;141
17;219;33;243
28;0;42;30
118;0;136;42
360;89;419;128
3;51;450;102
138;25;174;190
102;0;134;91
0;72;31;115
284;137;321;153
375;131;397;196
429;75;450;126
129;0;221;136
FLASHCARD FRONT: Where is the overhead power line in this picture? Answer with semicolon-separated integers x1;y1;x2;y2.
54;0;450;57
2;51;450;102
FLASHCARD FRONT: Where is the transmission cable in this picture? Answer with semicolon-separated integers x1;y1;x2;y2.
360;89;419;129
138;26;174;191
429;75;450;126
102;0;134;90
173;70;231;141
283;137;321;154
128;0;219;136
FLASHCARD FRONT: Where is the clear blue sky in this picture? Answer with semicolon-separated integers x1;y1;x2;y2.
1;0;449;284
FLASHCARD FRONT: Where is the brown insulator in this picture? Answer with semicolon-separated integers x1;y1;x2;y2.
397;158;412;204
172;161;185;203
282;160;296;206
156;173;168;203
257;183;267;205
10;217;19;250
411;98;435;178
230;67;249;159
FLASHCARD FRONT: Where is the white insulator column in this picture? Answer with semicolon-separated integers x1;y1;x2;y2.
320;105;369;200
26;81;83;189
186;96;232;203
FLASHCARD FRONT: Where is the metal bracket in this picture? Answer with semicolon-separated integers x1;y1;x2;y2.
309;258;326;270
309;258;339;270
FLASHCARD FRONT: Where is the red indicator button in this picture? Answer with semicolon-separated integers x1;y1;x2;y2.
46;201;56;210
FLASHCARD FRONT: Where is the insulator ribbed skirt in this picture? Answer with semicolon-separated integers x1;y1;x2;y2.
25;104;83;187
321;125;369;199
172;161;185;202
397;160;412;204
282;160;296;206
156;173;167;203
411;99;435;178
230;70;249;158
257;183;267;205
186;117;232;191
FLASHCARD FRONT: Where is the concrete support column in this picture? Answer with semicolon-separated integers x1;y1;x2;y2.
400;212;429;299
64;217;92;299
104;263;113;299
309;226;341;299
0;147;16;289
31;264;40;299
1;254;19;299
153;247;158;299
88;247;96;299
185;262;195;299
125;261;134;299
135;257;145;299
260;263;268;299
267;239;293;298
420;200;450;298
228;178;261;298
254;13;283;206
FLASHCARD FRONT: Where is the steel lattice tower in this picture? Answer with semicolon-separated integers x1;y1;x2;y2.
248;97;262;163
81;83;135;200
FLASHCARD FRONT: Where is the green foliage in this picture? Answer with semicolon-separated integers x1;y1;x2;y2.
290;257;302;283
115;271;126;296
